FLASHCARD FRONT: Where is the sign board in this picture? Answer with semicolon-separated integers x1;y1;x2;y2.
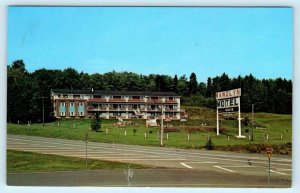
216;88;241;100
218;107;238;113
266;148;273;158
216;88;243;138
217;97;240;109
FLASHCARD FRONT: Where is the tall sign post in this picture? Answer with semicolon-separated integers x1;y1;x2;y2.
266;147;273;187
216;88;245;138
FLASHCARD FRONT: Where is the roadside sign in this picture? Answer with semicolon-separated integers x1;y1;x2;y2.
266;148;273;158
216;88;241;100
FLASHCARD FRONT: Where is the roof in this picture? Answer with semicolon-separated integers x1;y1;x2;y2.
51;89;180;97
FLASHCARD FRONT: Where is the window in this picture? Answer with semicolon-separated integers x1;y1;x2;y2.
59;112;65;116
60;102;65;106
79;112;84;116
79;102;84;106
69;102;74;106
69;112;74;116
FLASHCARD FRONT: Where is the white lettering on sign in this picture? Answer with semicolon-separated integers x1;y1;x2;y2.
216;88;241;100
217;97;240;109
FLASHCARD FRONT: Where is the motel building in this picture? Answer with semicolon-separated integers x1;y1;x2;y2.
51;89;184;120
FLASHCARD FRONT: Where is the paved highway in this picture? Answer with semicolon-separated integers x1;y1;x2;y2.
7;134;291;187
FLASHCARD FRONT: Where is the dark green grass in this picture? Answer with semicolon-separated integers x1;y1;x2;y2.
7;150;150;173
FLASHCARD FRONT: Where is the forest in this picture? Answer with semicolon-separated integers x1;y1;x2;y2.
7;60;292;123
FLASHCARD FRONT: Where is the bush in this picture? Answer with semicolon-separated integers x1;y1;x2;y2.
90;118;102;132
205;138;214;150
242;116;251;126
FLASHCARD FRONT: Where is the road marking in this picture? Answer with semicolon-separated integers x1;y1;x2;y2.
277;168;292;171
276;159;292;162
270;170;287;175
223;165;255;168
180;163;193;169
214;166;235;173
185;161;217;164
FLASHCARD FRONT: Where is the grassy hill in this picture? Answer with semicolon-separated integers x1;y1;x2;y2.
7;106;292;154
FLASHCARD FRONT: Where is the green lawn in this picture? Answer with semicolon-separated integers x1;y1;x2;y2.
7;150;150;173
7;108;292;154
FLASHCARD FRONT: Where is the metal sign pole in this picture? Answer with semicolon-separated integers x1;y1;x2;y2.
161;104;164;146
268;156;270;187
85;132;88;169
216;107;219;135
238;97;241;137
266;148;273;188
252;104;254;141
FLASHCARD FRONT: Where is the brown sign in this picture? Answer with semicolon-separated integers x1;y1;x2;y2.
216;88;241;100
266;148;273;158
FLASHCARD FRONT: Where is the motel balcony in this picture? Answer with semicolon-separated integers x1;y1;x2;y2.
128;99;145;103
164;100;178;104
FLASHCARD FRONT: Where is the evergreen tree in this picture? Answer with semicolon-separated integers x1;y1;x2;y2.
189;72;198;95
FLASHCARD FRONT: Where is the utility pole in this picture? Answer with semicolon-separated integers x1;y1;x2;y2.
145;95;164;147
39;96;49;127
161;103;164;147
85;131;88;169
252;104;254;141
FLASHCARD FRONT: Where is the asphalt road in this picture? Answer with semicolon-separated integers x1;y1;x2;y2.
7;134;292;187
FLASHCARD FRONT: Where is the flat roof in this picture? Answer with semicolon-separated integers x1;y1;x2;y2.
51;89;180;97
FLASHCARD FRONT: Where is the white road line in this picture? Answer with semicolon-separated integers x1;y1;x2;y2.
270;170;287;175
276;159;292;162
185;161;217;164
222;165;256;168
277;168;292;171
180;163;193;169
214;166;235;173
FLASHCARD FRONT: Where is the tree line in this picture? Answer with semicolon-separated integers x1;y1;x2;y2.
7;60;292;123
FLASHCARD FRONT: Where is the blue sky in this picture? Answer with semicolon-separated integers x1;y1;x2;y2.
8;7;292;82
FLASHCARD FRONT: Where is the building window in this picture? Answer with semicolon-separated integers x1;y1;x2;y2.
79;112;84;116
60;102;65;106
59;112;65;116
69;112;74;116
79;102;84;106
69;102;74;106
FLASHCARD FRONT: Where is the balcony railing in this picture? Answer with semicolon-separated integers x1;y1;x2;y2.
128;99;144;103
88;98;107;102
164;100;178;104
109;98;126;102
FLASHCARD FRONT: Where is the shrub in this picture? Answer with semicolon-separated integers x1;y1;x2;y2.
205;138;214;150
90;118;102;132
242;116;250;126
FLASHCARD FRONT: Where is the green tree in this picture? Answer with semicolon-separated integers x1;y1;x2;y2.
90;113;102;132
189;72;198;95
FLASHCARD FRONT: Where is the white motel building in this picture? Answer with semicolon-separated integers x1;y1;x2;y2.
51;89;184;120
